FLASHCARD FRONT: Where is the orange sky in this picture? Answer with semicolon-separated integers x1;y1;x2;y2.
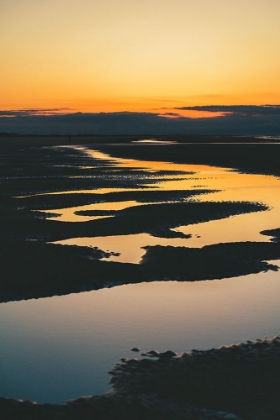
1;0;280;116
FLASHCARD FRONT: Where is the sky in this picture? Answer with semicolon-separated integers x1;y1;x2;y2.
1;0;280;118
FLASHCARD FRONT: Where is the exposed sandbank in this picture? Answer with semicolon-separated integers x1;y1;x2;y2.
1;135;280;418
1;138;277;302
2;336;280;419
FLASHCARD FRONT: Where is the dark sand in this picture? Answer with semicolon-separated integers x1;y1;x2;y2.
1;135;278;302
2;337;280;419
1;135;280;418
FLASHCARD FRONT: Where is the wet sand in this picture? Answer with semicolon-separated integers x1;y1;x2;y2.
1;135;280;418
1;136;279;302
2;336;280;419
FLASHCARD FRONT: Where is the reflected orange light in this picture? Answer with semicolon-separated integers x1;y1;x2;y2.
39;147;280;265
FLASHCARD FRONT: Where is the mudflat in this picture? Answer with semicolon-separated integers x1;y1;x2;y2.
1;134;280;419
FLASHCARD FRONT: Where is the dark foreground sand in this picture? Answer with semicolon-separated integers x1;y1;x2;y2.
1;135;280;418
2;336;280;419
1;135;279;302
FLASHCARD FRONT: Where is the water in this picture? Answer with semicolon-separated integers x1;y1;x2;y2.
1;269;280;404
1;146;280;404
49;149;279;263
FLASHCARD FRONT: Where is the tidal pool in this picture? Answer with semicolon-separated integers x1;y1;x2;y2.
48;148;280;263
1;267;280;404
1;145;280;404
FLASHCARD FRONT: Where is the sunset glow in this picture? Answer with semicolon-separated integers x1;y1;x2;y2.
1;0;280;114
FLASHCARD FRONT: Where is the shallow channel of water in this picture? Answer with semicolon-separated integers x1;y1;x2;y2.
1;146;280;404
1;267;280;404
50;148;279;263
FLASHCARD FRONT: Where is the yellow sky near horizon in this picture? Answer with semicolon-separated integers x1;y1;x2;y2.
1;0;280;115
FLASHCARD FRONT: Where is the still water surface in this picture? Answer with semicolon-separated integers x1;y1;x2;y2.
52;148;279;262
1;146;280;404
1;270;280;404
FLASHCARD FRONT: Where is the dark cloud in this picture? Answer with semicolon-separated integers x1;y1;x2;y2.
0;107;280;135
176;105;280;116
159;112;181;117
0;108;71;117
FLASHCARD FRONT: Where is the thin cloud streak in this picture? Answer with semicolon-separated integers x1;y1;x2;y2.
176;105;280;116
0;108;72;117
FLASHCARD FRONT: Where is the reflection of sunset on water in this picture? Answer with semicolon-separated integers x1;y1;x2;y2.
2;0;280;410
45;147;280;263
1;267;280;403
